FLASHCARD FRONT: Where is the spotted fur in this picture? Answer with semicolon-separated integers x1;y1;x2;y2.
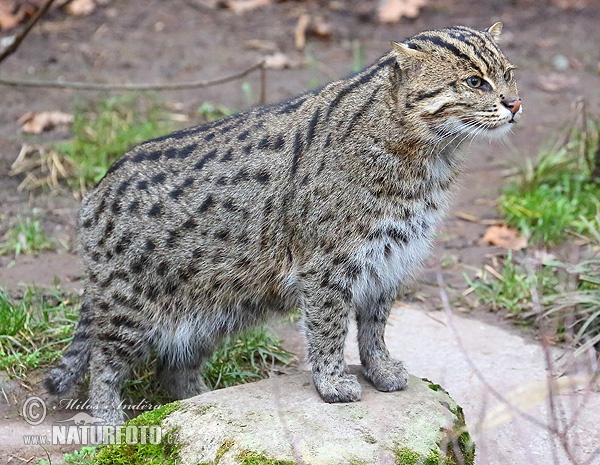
46;23;521;425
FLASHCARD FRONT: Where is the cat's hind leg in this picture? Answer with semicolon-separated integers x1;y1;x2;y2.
88;309;152;425
156;356;209;400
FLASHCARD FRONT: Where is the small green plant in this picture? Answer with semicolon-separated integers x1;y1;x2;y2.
0;215;53;256
351;39;365;73
0;286;78;379
500;116;600;246
63;446;98;465
465;252;560;316
544;262;600;353
543;215;600;353
197;101;234;123
203;327;295;390
54;94;173;191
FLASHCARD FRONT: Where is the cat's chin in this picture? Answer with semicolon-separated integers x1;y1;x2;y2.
480;122;513;140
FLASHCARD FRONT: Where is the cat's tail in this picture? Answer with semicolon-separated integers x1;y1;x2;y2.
44;301;93;395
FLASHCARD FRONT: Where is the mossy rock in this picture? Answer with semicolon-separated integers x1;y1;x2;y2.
150;367;474;464
89;402;182;465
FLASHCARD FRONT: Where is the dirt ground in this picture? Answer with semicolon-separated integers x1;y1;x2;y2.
1;0;600;463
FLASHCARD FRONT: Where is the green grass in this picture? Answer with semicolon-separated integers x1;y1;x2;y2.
121;326;295;404
465;252;560;317
487;114;600;350
499;118;600;246
543;214;600;353
0;215;53;257
197;101;234;123
467;228;599;350
203;327;295;390
0;286;78;379
54;93;174;191
0;285;294;393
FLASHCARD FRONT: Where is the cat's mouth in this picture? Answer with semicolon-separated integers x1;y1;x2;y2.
481;120;514;140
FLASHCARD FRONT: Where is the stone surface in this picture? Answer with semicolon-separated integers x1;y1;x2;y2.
276;305;600;465
161;366;472;465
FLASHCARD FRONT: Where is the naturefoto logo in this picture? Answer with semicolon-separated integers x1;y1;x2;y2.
56;412;105;425
21;396;178;446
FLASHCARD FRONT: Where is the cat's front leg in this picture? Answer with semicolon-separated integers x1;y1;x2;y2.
356;293;408;392
302;277;362;403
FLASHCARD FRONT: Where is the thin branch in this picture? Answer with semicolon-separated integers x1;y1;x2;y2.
436;271;554;432
0;60;265;91
0;0;57;64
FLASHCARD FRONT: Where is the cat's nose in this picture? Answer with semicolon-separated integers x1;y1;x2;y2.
502;98;522;115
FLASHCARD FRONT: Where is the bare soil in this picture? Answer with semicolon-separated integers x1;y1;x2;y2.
1;0;599;463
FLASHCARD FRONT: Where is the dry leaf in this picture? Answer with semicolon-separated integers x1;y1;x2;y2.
65;0;96;16
378;0;428;24
530;249;558;266
310;15;331;38
226;0;272;14
18;111;73;134
0;1;34;30
243;39;278;52
479;225;528;250
263;52;296;70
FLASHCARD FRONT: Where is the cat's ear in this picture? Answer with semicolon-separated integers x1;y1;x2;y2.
486;22;503;41
390;42;427;82
390;42;427;61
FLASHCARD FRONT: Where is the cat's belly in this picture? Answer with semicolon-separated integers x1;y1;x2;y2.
350;214;441;308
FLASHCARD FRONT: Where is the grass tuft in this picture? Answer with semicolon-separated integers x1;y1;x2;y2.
203;327;295;390
465;252;560;317
54;94;174;193
0;215;53;257
499;116;600;246
0;286;78;379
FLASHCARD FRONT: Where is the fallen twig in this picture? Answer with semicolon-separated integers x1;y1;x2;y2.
0;60;266;92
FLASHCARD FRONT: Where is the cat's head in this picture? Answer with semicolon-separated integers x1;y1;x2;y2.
391;22;521;143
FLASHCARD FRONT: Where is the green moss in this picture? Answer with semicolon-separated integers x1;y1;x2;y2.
394;448;422;465
93;401;181;465
444;405;475;465
127;401;181;426
393;402;474;465
236;451;296;465
197;440;236;465
420;377;446;394
393;447;453;465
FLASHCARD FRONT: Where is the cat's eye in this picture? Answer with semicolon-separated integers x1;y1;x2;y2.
466;76;483;88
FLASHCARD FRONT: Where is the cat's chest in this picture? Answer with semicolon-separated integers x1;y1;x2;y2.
349;192;448;307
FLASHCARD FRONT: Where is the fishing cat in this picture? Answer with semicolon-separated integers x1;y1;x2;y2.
46;22;521;425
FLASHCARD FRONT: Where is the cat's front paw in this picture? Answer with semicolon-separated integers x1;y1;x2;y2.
363;358;408;392
313;371;362;403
